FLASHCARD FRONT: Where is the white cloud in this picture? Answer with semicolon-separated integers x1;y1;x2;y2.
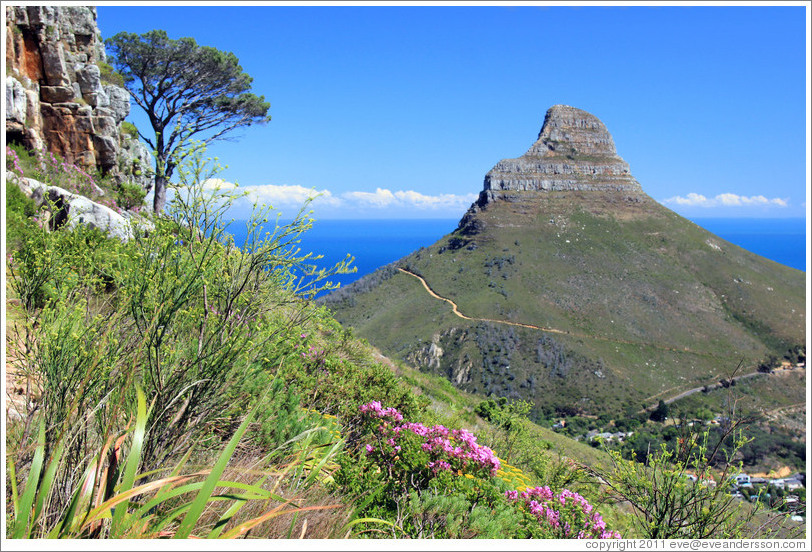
241;184;339;207
342;187;397;207
201;180;477;218
201;178;238;191
340;187;477;210
663;192;789;208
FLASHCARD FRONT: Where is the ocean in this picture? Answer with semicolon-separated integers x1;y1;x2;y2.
224;217;807;296
692;218;807;272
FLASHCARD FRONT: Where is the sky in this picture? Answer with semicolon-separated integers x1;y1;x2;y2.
93;1;810;221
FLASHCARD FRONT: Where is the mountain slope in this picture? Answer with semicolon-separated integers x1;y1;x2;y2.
321;105;806;418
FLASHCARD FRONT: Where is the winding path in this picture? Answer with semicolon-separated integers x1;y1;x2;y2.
397;267;803;410
398;267;699;353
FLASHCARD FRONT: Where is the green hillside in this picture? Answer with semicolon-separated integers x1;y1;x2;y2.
321;106;805;425
323;190;804;419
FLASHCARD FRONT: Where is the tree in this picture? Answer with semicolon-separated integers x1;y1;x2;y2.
106;30;270;212
650;399;669;422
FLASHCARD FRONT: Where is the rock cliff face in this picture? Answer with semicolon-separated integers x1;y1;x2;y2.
5;5;150;189
476;105;643;205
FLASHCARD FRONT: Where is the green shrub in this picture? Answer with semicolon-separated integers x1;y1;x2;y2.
97;61;125;87
115;180;146;210
120;121;139;139
590;430;790;538
6;181;36;217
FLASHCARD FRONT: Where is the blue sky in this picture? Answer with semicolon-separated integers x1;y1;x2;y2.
95;2;810;220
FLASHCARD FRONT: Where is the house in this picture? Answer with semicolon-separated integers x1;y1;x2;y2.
769;479;786;490
784;478;804;491
733;473;752;488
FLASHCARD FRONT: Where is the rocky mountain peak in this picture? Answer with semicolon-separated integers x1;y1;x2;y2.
480;105;643;200
533;104;617;157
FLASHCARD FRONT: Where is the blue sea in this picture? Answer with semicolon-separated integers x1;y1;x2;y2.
692;218;807;272
224;217;806;295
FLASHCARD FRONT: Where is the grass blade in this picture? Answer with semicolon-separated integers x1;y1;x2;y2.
7;454;19;522
32;436;65;534
111;384;148;536
173;408;256;538
12;418;46;538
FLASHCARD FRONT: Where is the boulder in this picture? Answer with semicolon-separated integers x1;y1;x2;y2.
40;85;76;104
39;41;70;87
8;172;152;242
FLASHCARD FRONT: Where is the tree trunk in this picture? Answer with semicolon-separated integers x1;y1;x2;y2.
153;173;168;213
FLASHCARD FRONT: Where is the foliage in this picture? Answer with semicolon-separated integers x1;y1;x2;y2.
6;143;128;214
6;385;343;538
5;171;36;217
114;179;147;210
105;29;270;212
120;120;139;139
336;401;620;539
650;399;669;422
591;430;773;539
5;144;359;539
97;61;126;87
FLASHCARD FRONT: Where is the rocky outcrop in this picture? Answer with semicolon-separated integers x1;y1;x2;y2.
477;105;644;204
5;5;151;191
7;170;151;242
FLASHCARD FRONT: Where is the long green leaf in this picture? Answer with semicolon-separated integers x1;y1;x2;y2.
79;473;197;530
7;453;19;522
111;384;148;536
173;408;256;538
135;479;273;520
32;436;66;534
13;418;46;538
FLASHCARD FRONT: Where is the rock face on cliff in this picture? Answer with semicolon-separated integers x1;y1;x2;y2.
5;5;151;190
476;105;643;205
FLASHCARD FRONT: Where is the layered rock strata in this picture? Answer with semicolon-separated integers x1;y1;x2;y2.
5;5;150;190
477;105;644;205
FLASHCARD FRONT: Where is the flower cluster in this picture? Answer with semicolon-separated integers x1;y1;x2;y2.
359;402;500;478
6;146;23;175
13;147;128;215
291;333;328;374
506;486;621;539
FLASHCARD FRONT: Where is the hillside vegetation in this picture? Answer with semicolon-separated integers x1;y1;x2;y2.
322;190;805;423
6;144;803;540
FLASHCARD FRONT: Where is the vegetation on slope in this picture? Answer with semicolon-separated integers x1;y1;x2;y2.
321;190;805;429
4;145;802;539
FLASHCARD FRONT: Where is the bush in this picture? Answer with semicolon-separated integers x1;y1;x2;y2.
590;430;793;538
115;180;146;210
98;61;125;87
120;120;139;139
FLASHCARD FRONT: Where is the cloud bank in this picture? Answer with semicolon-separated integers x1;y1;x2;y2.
662;192;788;208
208;180;478;218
